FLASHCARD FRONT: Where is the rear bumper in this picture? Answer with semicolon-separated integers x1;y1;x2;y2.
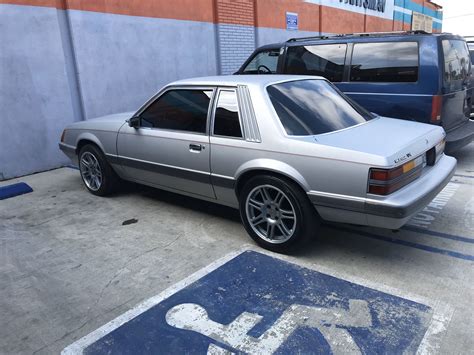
445;119;474;153
308;154;457;229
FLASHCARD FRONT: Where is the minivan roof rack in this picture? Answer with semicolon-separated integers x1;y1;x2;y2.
286;30;430;43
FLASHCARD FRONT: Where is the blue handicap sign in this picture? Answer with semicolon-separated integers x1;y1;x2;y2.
286;12;298;30
66;250;435;354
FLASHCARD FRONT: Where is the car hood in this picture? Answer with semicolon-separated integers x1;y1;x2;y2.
68;111;134;131
313;117;446;166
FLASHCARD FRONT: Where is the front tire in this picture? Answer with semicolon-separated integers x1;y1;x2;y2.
239;175;320;253
78;144;119;196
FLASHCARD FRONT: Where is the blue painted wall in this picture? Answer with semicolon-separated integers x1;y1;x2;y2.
0;5;77;179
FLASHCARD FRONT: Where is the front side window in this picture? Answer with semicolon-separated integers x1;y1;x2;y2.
242;49;280;74
285;44;347;82
140;89;212;133
267;79;373;136
350;42;419;82
213;90;242;138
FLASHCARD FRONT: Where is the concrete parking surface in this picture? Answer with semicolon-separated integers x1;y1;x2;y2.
1;143;473;354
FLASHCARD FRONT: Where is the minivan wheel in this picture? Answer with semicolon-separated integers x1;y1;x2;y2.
79;144;119;196
239;175;319;253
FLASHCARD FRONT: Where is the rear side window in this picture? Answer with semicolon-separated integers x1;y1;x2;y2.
213;90;243;138
242;49;280;74
285;44;346;82
140;89;212;133
350;42;419;82
443;39;471;89
267;79;373;136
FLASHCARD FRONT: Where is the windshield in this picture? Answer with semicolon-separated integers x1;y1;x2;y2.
267;79;374;136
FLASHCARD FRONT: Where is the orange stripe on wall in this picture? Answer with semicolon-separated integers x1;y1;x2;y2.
0;0;65;9
320;6;365;34
0;0;216;23
255;0;320;32
365;14;394;32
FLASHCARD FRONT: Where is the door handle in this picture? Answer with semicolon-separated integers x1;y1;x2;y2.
189;143;203;152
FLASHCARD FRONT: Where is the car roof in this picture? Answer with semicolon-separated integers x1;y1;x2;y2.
169;75;326;88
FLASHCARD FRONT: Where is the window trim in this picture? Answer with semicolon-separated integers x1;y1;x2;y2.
348;41;420;84
133;85;217;136
210;87;245;140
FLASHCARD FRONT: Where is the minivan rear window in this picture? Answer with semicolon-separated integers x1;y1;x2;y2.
267;79;373;136
350;42;419;82
442;39;470;89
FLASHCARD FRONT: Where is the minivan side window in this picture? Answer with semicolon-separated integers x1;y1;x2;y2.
285;44;347;82
350;42;419;82
242;49;280;74
213;90;243;138
140;89;212;133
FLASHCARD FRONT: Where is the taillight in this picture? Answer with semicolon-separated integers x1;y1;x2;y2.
368;156;424;195
431;95;442;124
60;129;66;142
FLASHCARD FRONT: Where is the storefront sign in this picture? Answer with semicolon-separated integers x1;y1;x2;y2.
339;0;387;13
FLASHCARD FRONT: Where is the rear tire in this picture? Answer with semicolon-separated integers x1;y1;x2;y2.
78;144;119;196
239;175;320;253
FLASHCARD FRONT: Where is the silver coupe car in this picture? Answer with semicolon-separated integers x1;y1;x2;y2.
59;75;456;252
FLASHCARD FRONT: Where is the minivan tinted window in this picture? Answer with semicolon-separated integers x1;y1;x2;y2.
443;39;471;89
285;44;346;82
350;42;419;82
267;79;372;136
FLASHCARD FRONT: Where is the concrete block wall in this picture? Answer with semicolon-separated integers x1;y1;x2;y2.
216;0;256;74
0;0;442;180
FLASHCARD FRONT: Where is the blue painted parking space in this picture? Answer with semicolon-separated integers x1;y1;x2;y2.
0;182;33;200
64;250;435;354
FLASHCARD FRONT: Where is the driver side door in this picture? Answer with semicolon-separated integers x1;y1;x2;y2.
116;87;216;199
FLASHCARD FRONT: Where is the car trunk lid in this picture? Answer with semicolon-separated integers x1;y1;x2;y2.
314;116;445;166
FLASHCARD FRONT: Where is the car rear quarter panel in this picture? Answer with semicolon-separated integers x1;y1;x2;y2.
211;85;372;207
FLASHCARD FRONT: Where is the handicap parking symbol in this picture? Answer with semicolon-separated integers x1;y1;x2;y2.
64;250;447;354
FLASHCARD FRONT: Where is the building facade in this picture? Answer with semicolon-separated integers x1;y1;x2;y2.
0;0;442;179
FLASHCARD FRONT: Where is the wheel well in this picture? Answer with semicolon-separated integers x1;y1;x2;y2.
235;169;308;198
76;139;102;155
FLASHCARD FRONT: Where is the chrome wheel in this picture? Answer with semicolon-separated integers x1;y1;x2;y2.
80;152;102;191
245;184;297;244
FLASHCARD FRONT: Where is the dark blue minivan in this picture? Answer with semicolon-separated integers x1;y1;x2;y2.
237;31;474;152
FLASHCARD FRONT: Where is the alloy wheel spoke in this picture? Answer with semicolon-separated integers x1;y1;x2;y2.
266;223;276;239
249;198;264;210
280;209;295;220
251;214;265;226
277;221;292;237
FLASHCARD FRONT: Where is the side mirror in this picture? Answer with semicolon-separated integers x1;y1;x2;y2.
128;116;140;128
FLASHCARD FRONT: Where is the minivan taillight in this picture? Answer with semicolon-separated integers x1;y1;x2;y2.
431;95;442;124
368;155;424;195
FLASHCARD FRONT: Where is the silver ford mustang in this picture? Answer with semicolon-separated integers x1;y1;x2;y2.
59;75;456;252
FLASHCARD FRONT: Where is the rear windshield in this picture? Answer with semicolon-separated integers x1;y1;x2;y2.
267;80;373;136
442;39;471;89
